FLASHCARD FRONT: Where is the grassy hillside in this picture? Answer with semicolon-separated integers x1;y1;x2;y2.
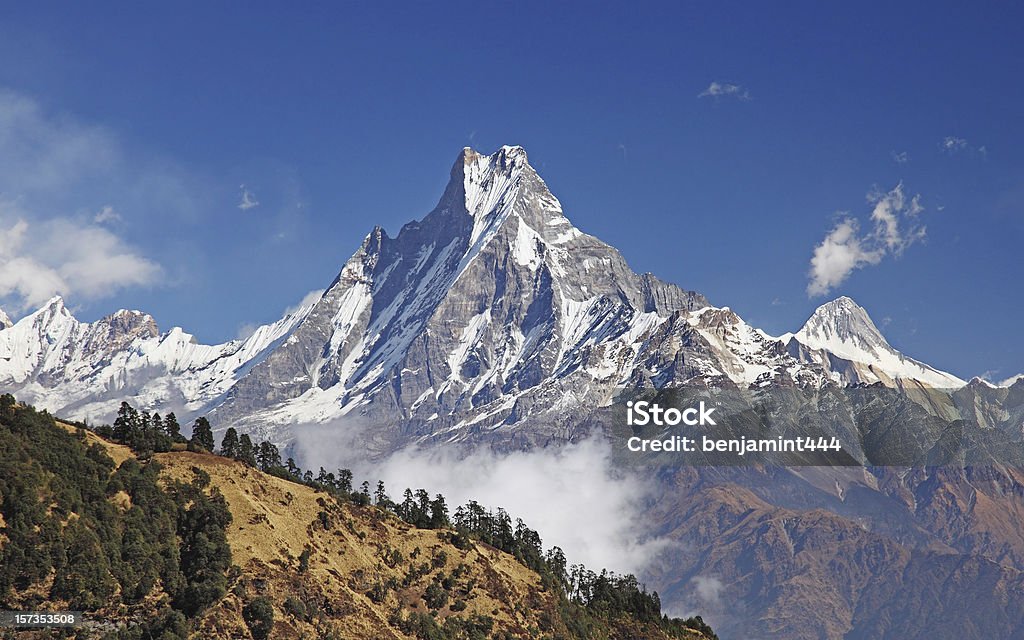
0;396;716;640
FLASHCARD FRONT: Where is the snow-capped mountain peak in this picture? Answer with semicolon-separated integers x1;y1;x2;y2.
0;147;971;442
796;296;890;359
794;296;963;388
0;307;11;330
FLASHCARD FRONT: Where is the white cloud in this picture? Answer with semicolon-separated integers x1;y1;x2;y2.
698;81;751;101
284;289;324;317
293;428;672;575
238;184;259;211
941;136;969;153
891;150;909;164
0;89;174;314
999;373;1023;387
0;90;119;195
691;575;725;606
93;205;121;224
867;182;924;252
807;183;926;296
235;322;257;340
0;204;160;311
233;290;322;342
940;136;989;158
807;219;879;296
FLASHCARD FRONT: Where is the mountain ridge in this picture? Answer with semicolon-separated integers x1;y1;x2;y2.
0;146;967;438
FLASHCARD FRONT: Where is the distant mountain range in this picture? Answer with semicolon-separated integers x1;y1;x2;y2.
0;146;988;443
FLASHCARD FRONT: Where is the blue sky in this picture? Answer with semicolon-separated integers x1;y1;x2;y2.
0;2;1020;380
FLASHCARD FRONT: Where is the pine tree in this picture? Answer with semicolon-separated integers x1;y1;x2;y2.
190;417;215;452
237;434;257;467
242;597;274;640
375;480;389;507
112;402;141;443
256;441;281;471
163;412;182;442
429;493;449;529
337;468;353;494
219;427;240;458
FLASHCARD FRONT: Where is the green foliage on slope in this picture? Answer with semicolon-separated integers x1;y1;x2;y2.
0;395;232;639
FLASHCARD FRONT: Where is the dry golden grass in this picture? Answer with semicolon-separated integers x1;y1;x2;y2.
155;450;552;639
45;428;709;639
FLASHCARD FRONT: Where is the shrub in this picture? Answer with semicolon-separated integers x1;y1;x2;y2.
242;596;275;640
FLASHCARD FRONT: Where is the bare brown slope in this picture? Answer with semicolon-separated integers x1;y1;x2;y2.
645;467;1024;640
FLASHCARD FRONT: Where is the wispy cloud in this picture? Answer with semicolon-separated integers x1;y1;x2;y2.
235;322;257;340
238;184;259;211
283;289;324;317
807;182;926;296
0;202;160;311
0;90;165;313
93;205;121;224
940;136;969;153
0;90;118;194
891;150;909;164
691;575;725;607
698;81;751;101
940;136;987;158
1000;373;1024;387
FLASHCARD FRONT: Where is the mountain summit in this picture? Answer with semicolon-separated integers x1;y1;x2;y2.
797;296;889;355
212;145;708;436
793;296;963;388
0;146;967;441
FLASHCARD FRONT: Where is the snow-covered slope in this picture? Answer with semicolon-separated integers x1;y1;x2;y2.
0;146;969;443
0;294;318;421
792;296;964;388
999;374;1024;387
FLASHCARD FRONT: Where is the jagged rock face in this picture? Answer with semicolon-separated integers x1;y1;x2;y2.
0;146;967;442
211;146;712;440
